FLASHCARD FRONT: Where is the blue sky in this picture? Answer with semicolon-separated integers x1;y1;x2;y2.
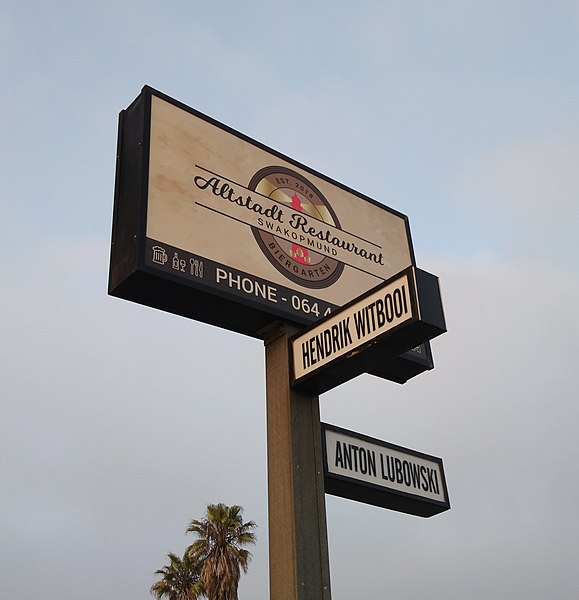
2;2;579;599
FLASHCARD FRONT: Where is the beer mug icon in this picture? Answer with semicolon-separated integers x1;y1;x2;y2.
152;246;168;265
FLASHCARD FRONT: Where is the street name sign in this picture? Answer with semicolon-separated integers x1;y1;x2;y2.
291;267;446;394
108;86;434;384
322;423;450;517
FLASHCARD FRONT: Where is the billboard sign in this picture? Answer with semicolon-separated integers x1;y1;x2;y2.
291;267;446;394
109;86;432;382
322;423;450;517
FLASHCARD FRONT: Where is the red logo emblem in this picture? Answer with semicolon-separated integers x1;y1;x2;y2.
248;167;344;289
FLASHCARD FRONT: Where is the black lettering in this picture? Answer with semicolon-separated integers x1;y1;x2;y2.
368;450;377;477
323;328;332;358
301;341;310;370
395;458;403;484
335;441;344;468
380;453;387;479
193;175;218;191
218;182;232;201
331;324;341;353
402;461;411;486
314;332;325;361
350;445;359;471
353;309;366;338
384;455;394;482
343;444;353;471
286;213;386;266
427;469;440;494
385;293;394;322
359;447;368;474
343;317;353;346
420;466;429;491
309;338;316;366
409;462;421;488
367;302;377;332
375;298;386;328
393;288;403;318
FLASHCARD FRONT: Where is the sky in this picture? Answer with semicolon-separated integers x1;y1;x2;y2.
2;1;579;598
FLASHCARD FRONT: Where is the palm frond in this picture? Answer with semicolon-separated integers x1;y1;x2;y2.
186;503;257;600
150;549;204;600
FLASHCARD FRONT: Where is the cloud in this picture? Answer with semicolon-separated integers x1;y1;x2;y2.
2;168;578;600
0;238;269;598
2;3;579;598
451;136;579;265
322;253;579;599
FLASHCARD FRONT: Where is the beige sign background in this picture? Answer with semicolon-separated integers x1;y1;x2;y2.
146;94;414;308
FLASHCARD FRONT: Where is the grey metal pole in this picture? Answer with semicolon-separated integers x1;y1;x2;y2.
264;322;332;600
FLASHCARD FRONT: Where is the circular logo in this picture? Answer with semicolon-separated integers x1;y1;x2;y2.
248;166;344;289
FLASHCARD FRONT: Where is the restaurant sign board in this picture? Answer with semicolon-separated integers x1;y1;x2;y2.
109;86;433;382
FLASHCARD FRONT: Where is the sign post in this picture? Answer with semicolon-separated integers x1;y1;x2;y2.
108;87;450;600
264;323;331;599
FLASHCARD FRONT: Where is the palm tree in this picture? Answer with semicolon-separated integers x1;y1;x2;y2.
150;550;205;600
186;503;256;600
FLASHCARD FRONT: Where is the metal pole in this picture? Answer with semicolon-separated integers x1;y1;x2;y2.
264;322;332;600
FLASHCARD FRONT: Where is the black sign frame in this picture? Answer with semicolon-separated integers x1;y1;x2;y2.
290;267;446;394
322;423;450;517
